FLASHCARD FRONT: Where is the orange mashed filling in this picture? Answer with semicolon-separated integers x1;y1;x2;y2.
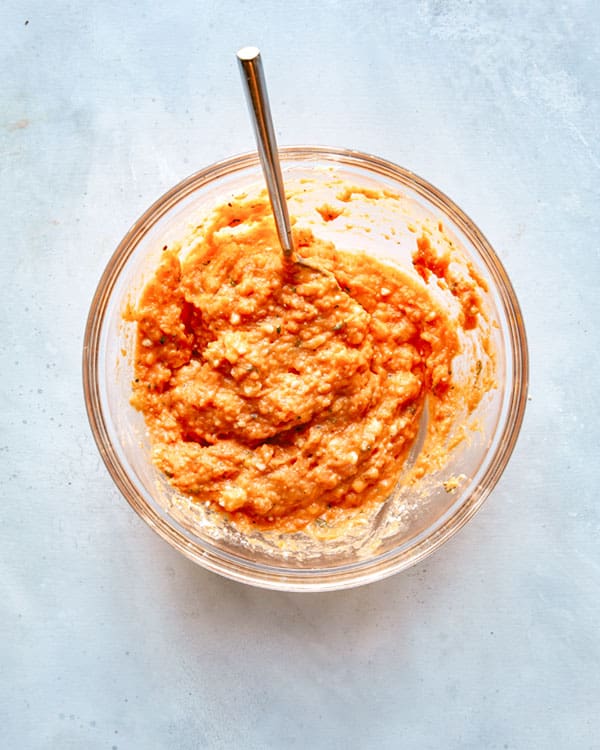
127;192;488;532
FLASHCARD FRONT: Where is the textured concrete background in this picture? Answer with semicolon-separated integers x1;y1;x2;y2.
2;1;599;748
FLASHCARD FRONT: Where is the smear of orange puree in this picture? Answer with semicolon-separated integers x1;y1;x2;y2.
126;192;490;532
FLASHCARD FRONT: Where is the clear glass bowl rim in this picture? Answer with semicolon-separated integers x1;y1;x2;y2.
82;145;529;592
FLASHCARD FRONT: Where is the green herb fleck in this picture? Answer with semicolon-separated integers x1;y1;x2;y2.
332;321;345;332
276;325;281;334
159;336;166;345
229;279;237;287
314;517;327;527
164;470;174;479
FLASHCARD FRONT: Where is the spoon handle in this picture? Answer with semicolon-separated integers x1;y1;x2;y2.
237;46;294;257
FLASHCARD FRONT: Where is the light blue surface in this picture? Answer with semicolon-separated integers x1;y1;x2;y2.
2;1;599;747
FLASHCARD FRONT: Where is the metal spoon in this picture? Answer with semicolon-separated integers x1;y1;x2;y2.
236;46;294;258
236;46;340;283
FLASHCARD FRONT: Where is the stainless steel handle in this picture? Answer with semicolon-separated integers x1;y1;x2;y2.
237;46;294;257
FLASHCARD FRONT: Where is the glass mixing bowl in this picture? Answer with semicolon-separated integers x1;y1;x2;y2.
83;146;528;591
